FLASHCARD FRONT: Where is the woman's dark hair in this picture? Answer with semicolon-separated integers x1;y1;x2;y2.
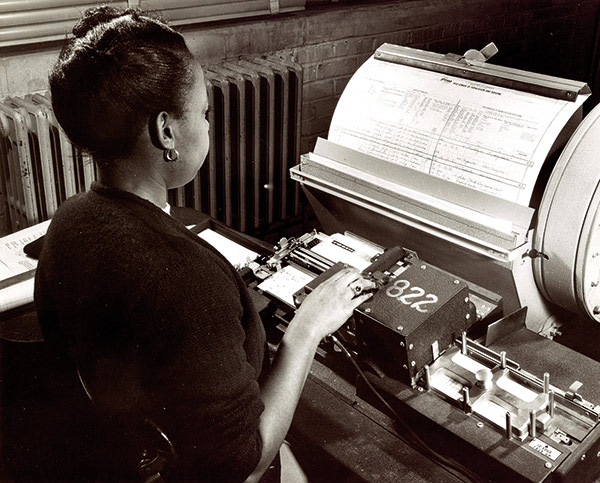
49;6;195;162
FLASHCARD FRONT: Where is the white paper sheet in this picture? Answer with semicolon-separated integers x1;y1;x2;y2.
0;220;51;312
257;264;315;308
198;228;258;270
0;278;35;313
329;56;589;205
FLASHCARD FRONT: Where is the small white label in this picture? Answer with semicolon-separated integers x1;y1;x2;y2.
529;438;562;461
431;340;439;359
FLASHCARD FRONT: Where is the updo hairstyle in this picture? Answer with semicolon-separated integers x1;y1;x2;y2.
49;6;195;163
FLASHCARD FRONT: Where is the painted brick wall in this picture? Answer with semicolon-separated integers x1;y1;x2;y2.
1;0;599;235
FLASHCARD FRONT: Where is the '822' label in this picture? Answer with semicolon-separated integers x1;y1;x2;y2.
385;279;439;313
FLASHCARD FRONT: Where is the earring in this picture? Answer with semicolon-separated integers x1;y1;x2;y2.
164;148;179;162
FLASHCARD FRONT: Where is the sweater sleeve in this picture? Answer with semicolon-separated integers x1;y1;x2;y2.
127;252;265;481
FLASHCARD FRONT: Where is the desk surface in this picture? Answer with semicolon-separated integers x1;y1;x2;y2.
290;360;463;482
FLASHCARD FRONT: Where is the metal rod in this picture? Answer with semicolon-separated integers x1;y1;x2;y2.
462;386;470;413
505;411;512;440
543;373;550;394
530;410;537;438
548;391;555;417
424;365;431;391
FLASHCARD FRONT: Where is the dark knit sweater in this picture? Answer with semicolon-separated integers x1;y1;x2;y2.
34;182;266;481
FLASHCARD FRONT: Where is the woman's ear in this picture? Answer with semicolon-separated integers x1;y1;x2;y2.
151;111;174;150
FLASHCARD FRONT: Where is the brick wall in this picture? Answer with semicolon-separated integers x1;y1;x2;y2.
1;0;599;235
271;0;600;155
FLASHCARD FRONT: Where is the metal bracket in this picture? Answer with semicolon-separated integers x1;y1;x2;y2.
270;0;280;14
461;42;499;65
566;381;584;402
522;248;549;260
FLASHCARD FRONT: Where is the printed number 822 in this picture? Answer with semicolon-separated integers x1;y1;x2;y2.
385;279;438;313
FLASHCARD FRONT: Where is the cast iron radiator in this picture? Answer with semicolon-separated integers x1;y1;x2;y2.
0;56;302;235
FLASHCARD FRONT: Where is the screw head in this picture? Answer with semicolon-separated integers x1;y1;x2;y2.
581;454;587;461
545;462;552;469
409;343;414;350
421;264;427;269
411;361;416;367
397;325;404;331
476;422;484;428
365;308;371;313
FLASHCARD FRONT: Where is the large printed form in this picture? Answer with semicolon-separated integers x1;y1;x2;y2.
328;55;589;207
0;220;50;312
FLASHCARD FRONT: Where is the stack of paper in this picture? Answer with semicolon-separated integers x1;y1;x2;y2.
0;220;50;312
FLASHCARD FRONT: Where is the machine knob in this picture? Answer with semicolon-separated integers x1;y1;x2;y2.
475;368;494;390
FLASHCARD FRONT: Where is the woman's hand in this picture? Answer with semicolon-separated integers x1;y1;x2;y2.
248;267;376;483
291;267;376;342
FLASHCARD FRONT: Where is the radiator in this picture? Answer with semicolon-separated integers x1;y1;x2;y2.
0;56;302;235
0;92;94;232
172;56;303;234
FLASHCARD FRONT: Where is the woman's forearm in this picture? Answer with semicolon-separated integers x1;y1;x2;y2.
244;319;321;483
244;268;375;483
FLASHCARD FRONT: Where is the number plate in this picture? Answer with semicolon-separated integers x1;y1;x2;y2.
364;263;465;333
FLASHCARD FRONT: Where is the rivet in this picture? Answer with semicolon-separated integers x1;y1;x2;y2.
453;279;460;284
417;387;424;392
545;462;552;469
476;422;484;428
464;297;469;303
403;364;408;370
365;308;371;313
400;341;405;347
581;454;586;461
466;313;470;319
409;343;414;350
411;361;416;367
421;264;427;269
398;325;404;331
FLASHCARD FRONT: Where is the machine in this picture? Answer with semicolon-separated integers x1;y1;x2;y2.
199;43;600;481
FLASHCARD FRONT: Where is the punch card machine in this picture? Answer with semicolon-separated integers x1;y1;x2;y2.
251;43;600;481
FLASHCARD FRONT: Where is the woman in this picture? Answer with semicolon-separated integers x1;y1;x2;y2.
34;6;374;482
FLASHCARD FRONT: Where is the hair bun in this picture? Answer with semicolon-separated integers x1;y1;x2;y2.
72;5;127;38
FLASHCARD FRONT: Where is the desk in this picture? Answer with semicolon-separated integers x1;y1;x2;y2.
291;361;462;482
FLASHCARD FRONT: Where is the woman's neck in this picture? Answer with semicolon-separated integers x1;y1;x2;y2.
97;156;169;209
